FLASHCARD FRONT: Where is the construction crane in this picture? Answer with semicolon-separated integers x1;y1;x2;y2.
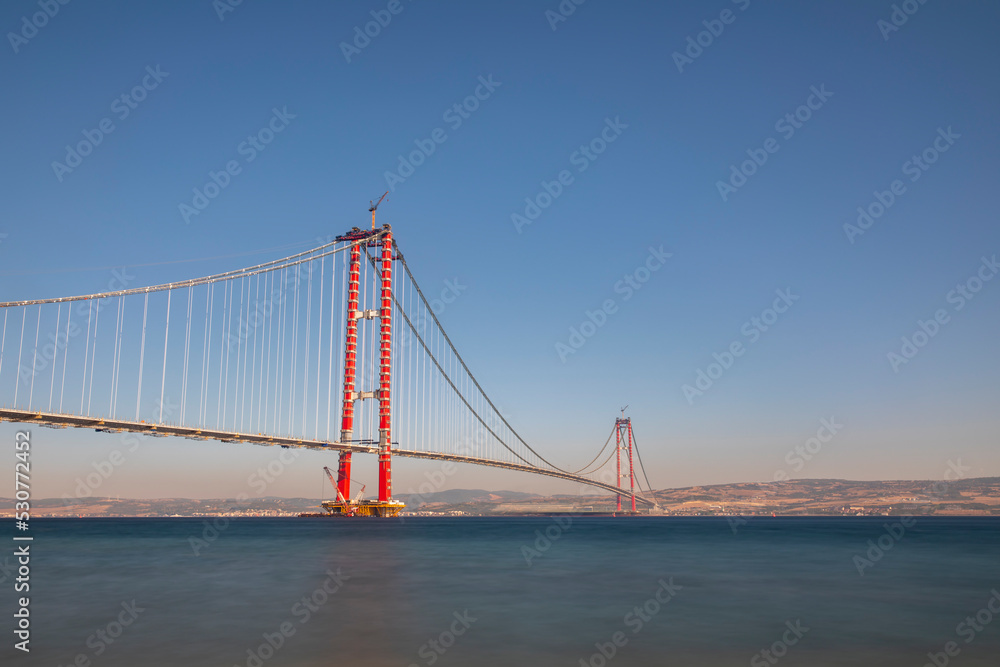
322;466;366;516
369;191;388;230
316;465;402;517
334;193;391;242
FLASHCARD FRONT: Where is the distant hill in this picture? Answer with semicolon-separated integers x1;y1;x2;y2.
646;477;1000;515
394;488;538;508
1;478;997;516
0;489;540;517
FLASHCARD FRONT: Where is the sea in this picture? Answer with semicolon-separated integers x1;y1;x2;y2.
2;516;998;666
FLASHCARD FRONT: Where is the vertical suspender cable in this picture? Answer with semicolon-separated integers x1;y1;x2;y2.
261;270;271;432
217;281;228;427
407;278;413;451
231;277;244;430
59;305;71;414
223;280;234;429
87;302;100;417
27;306;40;410
289;266;299;434
108;298;121;415
271;269;288;434
200;285;212;426
263;271;275;434
240;276;251;430
248;273;261;433
79;303;92;414
181;286;193;424
303;257;313;435
235;277;247;431
0;310;7;391
49;304;61;411
331;251;345;441
13;309;25;405
251;273;262;432
117;297;127;416
315;255;324;440
110;297;124;416
136;293;148;420
159;291;171;423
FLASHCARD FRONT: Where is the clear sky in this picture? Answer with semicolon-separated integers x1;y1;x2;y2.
1;0;998;500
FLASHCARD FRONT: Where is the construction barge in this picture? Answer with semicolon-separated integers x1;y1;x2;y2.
300;499;405;518
300;465;405;518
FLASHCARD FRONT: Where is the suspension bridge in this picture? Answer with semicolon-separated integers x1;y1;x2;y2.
0;220;656;515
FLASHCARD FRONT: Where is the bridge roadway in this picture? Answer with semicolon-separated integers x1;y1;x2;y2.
0;408;653;507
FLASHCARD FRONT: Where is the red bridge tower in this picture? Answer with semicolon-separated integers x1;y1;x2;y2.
325;194;403;518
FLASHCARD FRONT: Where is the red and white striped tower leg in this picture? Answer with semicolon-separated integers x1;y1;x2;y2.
627;419;636;512
337;242;362;502
377;231;393;502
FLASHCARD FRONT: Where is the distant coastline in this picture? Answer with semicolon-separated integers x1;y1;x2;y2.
4;477;997;518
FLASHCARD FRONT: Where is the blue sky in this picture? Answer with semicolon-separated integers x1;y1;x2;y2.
1;0;998;499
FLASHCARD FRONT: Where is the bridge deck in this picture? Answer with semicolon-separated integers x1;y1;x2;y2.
0;408;652;506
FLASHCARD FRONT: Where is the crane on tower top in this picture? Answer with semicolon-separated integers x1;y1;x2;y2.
369;191;388;230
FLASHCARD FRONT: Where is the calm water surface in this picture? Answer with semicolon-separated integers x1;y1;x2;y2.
2;517;998;666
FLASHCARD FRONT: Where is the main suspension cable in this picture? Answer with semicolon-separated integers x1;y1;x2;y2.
377;245;607;475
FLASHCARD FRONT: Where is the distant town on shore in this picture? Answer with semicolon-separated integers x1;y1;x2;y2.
5;477;998;518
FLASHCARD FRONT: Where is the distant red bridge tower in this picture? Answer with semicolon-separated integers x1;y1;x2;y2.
614;410;636;513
